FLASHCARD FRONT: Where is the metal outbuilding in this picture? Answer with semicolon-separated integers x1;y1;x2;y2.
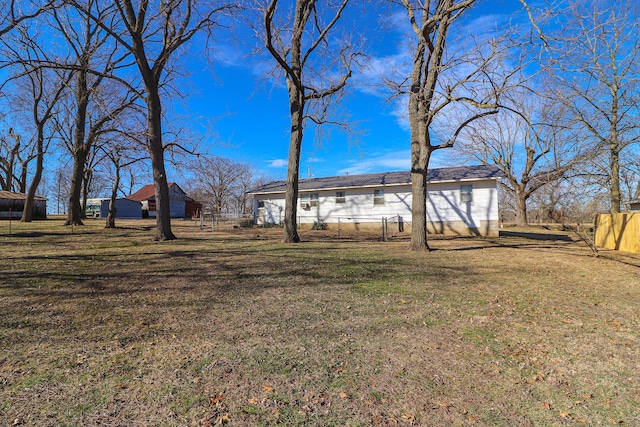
86;198;143;219
0;190;47;219
127;183;192;218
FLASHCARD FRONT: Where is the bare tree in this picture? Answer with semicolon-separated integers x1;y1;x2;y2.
16;70;68;221
620;154;640;203
44;1;140;226
457;89;585;227
0;106;39;194
0;0;58;194
234;163;260;214
49;163;72;214
0;0;57;38
2;25;71;221
188;155;256;216
72;0;237;240
396;0;509;250
259;0;358;243
538;0;640;213
0;127;22;191
15;144;37;193
103;143;145;228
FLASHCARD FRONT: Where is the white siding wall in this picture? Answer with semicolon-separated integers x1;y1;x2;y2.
256;187;411;226
300;186;413;224
426;180;499;224
255;179;499;230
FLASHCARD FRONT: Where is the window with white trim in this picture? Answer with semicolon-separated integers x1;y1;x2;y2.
460;184;473;203
335;191;345;204
374;189;385;205
300;193;319;208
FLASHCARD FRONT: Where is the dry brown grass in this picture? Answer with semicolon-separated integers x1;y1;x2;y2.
1;219;639;426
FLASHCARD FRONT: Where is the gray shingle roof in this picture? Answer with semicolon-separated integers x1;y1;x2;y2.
250;164;505;194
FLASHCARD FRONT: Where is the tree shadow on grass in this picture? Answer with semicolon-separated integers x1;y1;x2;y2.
498;230;575;241
432;230;586;256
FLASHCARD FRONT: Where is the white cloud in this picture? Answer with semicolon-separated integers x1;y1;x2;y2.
268;159;288;168
338;150;411;175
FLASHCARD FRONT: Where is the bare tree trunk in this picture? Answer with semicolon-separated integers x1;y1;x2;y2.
65;68;89;226
610;145;621;214
282;79;304;243
19;162;28;193
2;132;20;191
263;0;353;244
66;147;88;226
515;187;529;227
82;167;92;219
21;133;44;222
147;90;175;241
409;138;430;251
105;160;120;228
1;151;16;191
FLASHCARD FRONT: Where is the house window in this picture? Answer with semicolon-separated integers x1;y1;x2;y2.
374;189;385;205
335;191;345;204
257;200;265;208
460;184;473;203
300;193;319;208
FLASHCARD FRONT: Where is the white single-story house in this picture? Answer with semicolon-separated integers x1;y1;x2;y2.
86;198;143;219
250;164;505;236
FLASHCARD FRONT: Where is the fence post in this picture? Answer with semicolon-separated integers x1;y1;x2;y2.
382;217;387;242
338;217;341;239
211;213;214;231
385;217;389;240
199;211;203;230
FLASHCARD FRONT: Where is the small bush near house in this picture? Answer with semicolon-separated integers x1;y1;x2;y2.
311;219;328;230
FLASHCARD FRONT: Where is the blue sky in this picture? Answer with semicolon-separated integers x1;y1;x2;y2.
161;1;529;182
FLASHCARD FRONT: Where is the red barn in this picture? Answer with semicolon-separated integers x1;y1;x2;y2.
127;183;201;218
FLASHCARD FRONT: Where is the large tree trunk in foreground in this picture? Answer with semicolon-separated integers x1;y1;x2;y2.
609;145;621;214
66;146;88;226
410;139;431;251
147;90;175;241
514;187;529;227
282;78;304;243
65;68;90;226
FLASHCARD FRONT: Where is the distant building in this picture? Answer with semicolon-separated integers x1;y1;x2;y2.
630;199;640;211
85;198;142;219
185;196;203;219
0;191;47;219
127;183;200;218
250;164;504;237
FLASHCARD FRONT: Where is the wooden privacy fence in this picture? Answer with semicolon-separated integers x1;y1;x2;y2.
594;213;640;253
